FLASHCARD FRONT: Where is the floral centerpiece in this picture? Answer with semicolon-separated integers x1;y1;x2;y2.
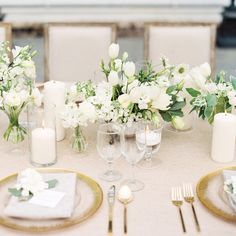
61;81;97;152
186;65;236;124
0;42;42;143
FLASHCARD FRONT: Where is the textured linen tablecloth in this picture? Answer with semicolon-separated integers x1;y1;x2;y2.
0;118;236;236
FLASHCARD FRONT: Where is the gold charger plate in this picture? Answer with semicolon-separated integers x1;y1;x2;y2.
196;166;236;222
0;168;103;232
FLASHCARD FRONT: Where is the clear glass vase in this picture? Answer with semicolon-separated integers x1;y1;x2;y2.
71;126;87;152
3;110;27;144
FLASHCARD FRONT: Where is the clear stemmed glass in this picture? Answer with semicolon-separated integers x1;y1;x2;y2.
97;123;122;182
136;121;163;169
121;123;146;191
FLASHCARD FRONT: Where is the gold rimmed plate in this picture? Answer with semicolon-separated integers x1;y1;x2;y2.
0;168;103;232
196;166;236;222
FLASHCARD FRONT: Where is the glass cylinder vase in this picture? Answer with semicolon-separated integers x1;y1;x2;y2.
28;105;57;167
71;126;87;152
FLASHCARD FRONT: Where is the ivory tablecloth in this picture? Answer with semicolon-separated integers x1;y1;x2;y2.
0;119;236;236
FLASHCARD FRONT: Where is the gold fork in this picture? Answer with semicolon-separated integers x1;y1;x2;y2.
183;183;200;232
172;187;186;233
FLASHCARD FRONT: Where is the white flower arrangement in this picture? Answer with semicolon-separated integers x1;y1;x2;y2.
8;168;58;201
0;42;42;143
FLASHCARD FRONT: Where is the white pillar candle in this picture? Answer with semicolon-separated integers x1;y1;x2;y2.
211;113;236;163
44;81;66;141
31;127;56;165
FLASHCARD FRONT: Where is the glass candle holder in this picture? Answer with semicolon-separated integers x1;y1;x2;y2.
28;105;57;167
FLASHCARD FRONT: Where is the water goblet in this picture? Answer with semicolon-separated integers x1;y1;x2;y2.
97;123;122;182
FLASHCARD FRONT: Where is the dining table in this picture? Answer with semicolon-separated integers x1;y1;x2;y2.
0;117;236;236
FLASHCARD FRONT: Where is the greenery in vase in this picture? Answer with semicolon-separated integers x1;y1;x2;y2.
0;42;42;143
186;69;236;124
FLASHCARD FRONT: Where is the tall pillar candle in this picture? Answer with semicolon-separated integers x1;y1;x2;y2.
211;113;236;163
44;81;66;141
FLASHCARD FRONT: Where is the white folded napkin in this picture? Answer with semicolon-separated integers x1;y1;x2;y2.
223;170;236;212
4;173;77;219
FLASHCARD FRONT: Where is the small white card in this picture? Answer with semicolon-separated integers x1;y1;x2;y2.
29;190;65;208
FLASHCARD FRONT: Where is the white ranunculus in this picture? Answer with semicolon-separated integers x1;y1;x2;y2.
31;88;42;107
108;43;119;59
199;62;211;78
152;90;172;111
123;61;135;78
118;94;131;108
3;90;23;107
16;168;48;196
114;59;122;72
172;116;185;130
108;70;119;86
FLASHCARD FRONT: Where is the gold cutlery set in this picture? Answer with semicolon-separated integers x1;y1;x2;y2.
172;183;200;233
107;185;133;236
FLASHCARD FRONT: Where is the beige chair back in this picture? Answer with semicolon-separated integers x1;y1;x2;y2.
0;23;11;44
44;23;116;83
145;23;216;71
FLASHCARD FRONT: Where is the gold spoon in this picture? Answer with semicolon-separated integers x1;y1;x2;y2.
118;185;133;235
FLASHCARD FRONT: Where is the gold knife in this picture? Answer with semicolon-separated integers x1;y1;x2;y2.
107;185;116;236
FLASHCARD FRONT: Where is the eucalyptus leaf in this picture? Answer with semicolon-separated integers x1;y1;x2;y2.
186;88;201;97
169;101;186;111
46;179;58;189
8;188;22;197
159;111;172;122
206;94;217;107
204;106;214;119
231;78;236;90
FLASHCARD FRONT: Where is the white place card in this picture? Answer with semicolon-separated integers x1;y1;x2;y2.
29;190;65;208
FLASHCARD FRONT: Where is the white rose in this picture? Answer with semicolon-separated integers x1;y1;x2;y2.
108;70;119;86
172;116;185;130
118;94;131;109
108;43;119;59
123;61;135;78
199;62;211;78
152;90;172;110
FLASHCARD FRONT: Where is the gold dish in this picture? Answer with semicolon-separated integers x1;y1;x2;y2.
0;168;103;232
196;166;236;222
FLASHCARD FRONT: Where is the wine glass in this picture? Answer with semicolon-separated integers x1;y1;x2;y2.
121;123;146;191
136;121;163;169
97;123;122;182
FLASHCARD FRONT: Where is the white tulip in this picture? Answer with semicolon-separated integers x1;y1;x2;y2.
114;59;122;71
108;43;119;59
108;70;119;86
122;52;128;61
123;61;135;78
189;67;207;90
130;86;142;103
199;62;211;78
118;94;131;109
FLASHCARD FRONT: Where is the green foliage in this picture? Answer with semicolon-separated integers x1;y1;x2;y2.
186;88;201;97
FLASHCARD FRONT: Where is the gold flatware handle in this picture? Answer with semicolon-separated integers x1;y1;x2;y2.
124;205;127;235
191;203;200;232
178;207;186;233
